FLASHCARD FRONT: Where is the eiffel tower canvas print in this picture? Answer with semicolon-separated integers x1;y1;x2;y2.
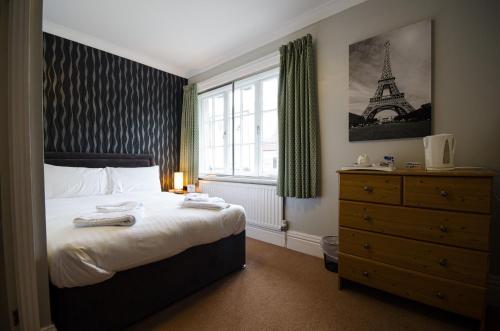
349;20;431;141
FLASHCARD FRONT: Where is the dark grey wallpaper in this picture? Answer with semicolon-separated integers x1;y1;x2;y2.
43;33;187;189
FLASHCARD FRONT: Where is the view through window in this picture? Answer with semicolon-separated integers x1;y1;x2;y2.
199;68;279;178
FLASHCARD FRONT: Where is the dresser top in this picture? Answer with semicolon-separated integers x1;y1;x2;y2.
337;168;496;177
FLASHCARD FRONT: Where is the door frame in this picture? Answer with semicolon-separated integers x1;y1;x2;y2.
7;0;52;329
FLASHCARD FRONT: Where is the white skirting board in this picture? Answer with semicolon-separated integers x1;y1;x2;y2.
286;231;323;258
246;224;286;247
245;225;323;259
488;274;500;307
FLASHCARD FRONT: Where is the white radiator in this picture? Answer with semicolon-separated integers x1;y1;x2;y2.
199;180;284;231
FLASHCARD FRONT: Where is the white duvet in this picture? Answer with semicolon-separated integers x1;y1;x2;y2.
46;192;246;288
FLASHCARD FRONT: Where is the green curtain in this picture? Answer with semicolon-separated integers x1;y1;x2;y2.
277;34;319;198
179;84;199;185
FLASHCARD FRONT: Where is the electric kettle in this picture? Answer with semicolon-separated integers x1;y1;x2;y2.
423;134;455;170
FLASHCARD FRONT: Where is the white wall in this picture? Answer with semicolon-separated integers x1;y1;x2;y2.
190;0;500;272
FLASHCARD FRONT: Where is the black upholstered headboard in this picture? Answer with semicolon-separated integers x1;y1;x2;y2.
44;152;155;168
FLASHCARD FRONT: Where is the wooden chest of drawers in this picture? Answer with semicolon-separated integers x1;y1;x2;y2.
337;169;494;328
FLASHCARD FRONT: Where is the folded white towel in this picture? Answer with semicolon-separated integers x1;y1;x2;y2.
184;193;210;202
180;200;230;210
181;195;229;210
74;205;144;227
96;201;143;213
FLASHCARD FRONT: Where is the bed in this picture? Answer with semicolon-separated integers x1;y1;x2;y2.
45;152;246;331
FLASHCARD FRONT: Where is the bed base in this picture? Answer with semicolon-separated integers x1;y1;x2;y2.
50;231;246;331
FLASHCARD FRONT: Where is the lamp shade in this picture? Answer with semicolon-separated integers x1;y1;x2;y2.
174;172;183;190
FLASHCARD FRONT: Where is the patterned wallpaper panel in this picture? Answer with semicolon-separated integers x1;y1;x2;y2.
43;33;187;189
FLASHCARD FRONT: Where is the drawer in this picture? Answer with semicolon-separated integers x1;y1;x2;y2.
339;253;486;319
404;176;491;213
339;174;401;205
339;228;489;286
339;201;490;251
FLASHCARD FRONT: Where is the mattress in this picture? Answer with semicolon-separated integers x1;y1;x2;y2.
45;192;246;288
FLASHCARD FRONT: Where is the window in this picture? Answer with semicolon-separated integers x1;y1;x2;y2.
198;85;232;175
199;68;279;178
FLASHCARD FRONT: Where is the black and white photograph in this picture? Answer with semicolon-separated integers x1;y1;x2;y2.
349;20;432;142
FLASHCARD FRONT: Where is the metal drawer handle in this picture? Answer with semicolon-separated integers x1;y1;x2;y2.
363;243;370;249
436;292;446;299
438;258;448;266
362;271;369;277
440;190;449;198
439;225;448;233
363;186;373;192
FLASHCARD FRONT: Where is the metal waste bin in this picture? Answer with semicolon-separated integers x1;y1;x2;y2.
321;236;338;272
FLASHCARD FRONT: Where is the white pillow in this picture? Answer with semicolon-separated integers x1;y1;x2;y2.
44;164;109;199
106;166;161;194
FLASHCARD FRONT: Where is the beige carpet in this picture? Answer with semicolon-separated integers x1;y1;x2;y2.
128;238;496;331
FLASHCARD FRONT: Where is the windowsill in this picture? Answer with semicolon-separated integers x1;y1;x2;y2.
198;175;277;186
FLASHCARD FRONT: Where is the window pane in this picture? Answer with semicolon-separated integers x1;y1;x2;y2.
199;68;279;178
204;118;213;146
198;85;232;175
226;90;233;174
234;88;241;114
214;95;224;119
262;149;278;177
242;114;255;144
214;120;224;146
234;85;256;176
214;147;225;170
234;144;240;173
235;143;255;176
206;97;213;121
233;116;241;144
262;110;277;143
242;85;255;114
262;77;278;111
241;145;250;171
259;72;279;177
203;146;213;173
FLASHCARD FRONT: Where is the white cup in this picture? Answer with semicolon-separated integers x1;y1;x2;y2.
357;154;371;166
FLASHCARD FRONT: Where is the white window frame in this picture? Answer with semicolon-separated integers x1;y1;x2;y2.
233;68;279;178
198;84;232;176
197;51;279;94
198;66;279;183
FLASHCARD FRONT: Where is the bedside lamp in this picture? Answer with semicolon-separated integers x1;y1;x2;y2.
174;172;184;191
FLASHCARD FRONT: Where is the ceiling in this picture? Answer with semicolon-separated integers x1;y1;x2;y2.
43;0;365;78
